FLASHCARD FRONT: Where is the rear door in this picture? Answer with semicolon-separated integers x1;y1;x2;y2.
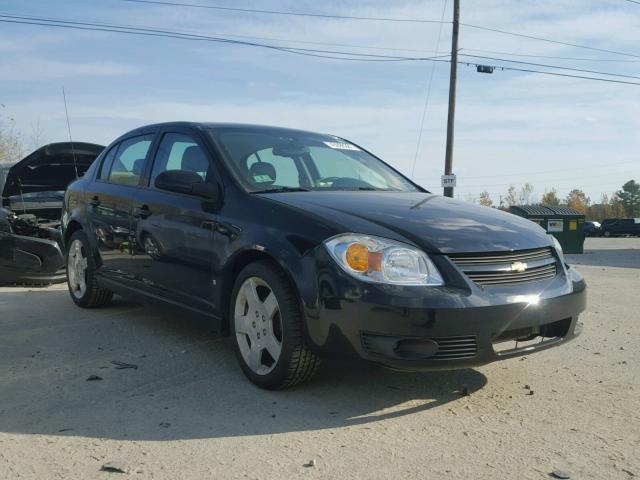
85;133;155;282
128;128;220;314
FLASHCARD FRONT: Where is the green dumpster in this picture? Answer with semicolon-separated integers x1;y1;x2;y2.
509;205;585;254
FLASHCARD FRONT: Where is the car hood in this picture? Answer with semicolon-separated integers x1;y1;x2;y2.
1;142;104;199
261;191;552;254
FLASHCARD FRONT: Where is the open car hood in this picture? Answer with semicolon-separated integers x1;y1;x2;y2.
1;142;104;198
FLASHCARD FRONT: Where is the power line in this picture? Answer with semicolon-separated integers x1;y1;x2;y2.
460;48;640;63
192;32;442;56
3;13;640;87
463;61;640;86
461;23;640;59
411;0;449;180
0;11;454;56
0;14;451;62
119;0;450;24
460;54;640;81
621;0;640;4
119;0;640;60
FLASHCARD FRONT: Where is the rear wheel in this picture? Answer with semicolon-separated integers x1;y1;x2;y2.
66;230;113;308
230;261;320;389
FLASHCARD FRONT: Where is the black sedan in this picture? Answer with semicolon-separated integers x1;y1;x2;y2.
62;122;586;389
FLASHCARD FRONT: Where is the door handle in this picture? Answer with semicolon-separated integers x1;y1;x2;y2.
89;196;100;207
134;205;152;218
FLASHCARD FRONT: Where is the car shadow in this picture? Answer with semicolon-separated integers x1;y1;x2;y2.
566;249;640;269
0;289;487;441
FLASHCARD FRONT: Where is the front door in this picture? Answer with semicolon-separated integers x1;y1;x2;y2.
128;130;218;314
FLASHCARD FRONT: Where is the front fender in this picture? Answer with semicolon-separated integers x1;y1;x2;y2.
213;218;326;327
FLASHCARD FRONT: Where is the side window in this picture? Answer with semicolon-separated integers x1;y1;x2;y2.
98;146;117;180
108;134;154;186
246;149;302;187
150;133;210;187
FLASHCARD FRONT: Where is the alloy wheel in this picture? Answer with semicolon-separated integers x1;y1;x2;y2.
67;239;88;299
234;276;283;375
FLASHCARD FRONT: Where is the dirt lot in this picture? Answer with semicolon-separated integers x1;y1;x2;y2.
1;237;638;480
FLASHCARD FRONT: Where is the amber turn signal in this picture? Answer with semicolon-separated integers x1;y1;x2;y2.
345;243;383;273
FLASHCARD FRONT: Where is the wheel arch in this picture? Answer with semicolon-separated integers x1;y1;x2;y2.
63;220;83;248
219;248;304;336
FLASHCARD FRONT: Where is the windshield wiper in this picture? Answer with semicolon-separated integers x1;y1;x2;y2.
252;186;311;194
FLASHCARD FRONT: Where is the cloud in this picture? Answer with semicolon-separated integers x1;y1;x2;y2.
0;58;138;81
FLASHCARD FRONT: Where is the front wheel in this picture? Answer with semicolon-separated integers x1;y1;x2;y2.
66;230;113;308
230;261;320;389
603;230;611;237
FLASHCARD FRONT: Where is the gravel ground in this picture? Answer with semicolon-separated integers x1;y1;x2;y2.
0;237;638;480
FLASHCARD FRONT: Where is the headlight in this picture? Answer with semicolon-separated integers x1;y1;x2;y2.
549;234;565;263
324;234;444;286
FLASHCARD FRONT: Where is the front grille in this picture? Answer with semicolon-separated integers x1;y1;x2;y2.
448;248;558;286
361;333;478;360
432;335;478;360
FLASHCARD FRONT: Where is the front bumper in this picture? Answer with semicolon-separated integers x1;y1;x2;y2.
0;232;66;285
305;253;586;371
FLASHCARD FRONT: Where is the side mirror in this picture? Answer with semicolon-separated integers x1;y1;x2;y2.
154;170;220;201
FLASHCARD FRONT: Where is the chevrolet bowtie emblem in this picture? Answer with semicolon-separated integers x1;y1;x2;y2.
511;261;528;273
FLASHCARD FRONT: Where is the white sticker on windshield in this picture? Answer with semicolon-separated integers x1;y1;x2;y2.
323;141;360;151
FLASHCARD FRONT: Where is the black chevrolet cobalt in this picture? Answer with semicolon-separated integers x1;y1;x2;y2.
62;122;586;389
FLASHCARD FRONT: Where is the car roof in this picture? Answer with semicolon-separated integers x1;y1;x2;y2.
122;121;334;139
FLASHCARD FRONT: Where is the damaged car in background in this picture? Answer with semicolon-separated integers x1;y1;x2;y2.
0;142;104;285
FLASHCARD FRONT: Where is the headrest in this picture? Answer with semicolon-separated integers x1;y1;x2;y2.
132;158;145;176
181;146;208;173
249;162;276;185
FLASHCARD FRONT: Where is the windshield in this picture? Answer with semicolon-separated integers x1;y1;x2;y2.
209;128;419;193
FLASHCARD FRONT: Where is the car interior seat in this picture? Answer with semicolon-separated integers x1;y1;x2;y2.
181;146;209;179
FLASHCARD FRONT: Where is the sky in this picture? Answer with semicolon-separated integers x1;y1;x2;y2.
0;0;638;205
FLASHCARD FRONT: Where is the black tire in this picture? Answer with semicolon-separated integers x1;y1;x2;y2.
230;260;320;389
66;230;113;308
603;230;611;237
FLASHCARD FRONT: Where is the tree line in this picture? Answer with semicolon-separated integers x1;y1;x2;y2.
0;107;46;164
474;181;640;221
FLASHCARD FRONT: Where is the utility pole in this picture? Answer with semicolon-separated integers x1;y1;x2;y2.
443;0;459;198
